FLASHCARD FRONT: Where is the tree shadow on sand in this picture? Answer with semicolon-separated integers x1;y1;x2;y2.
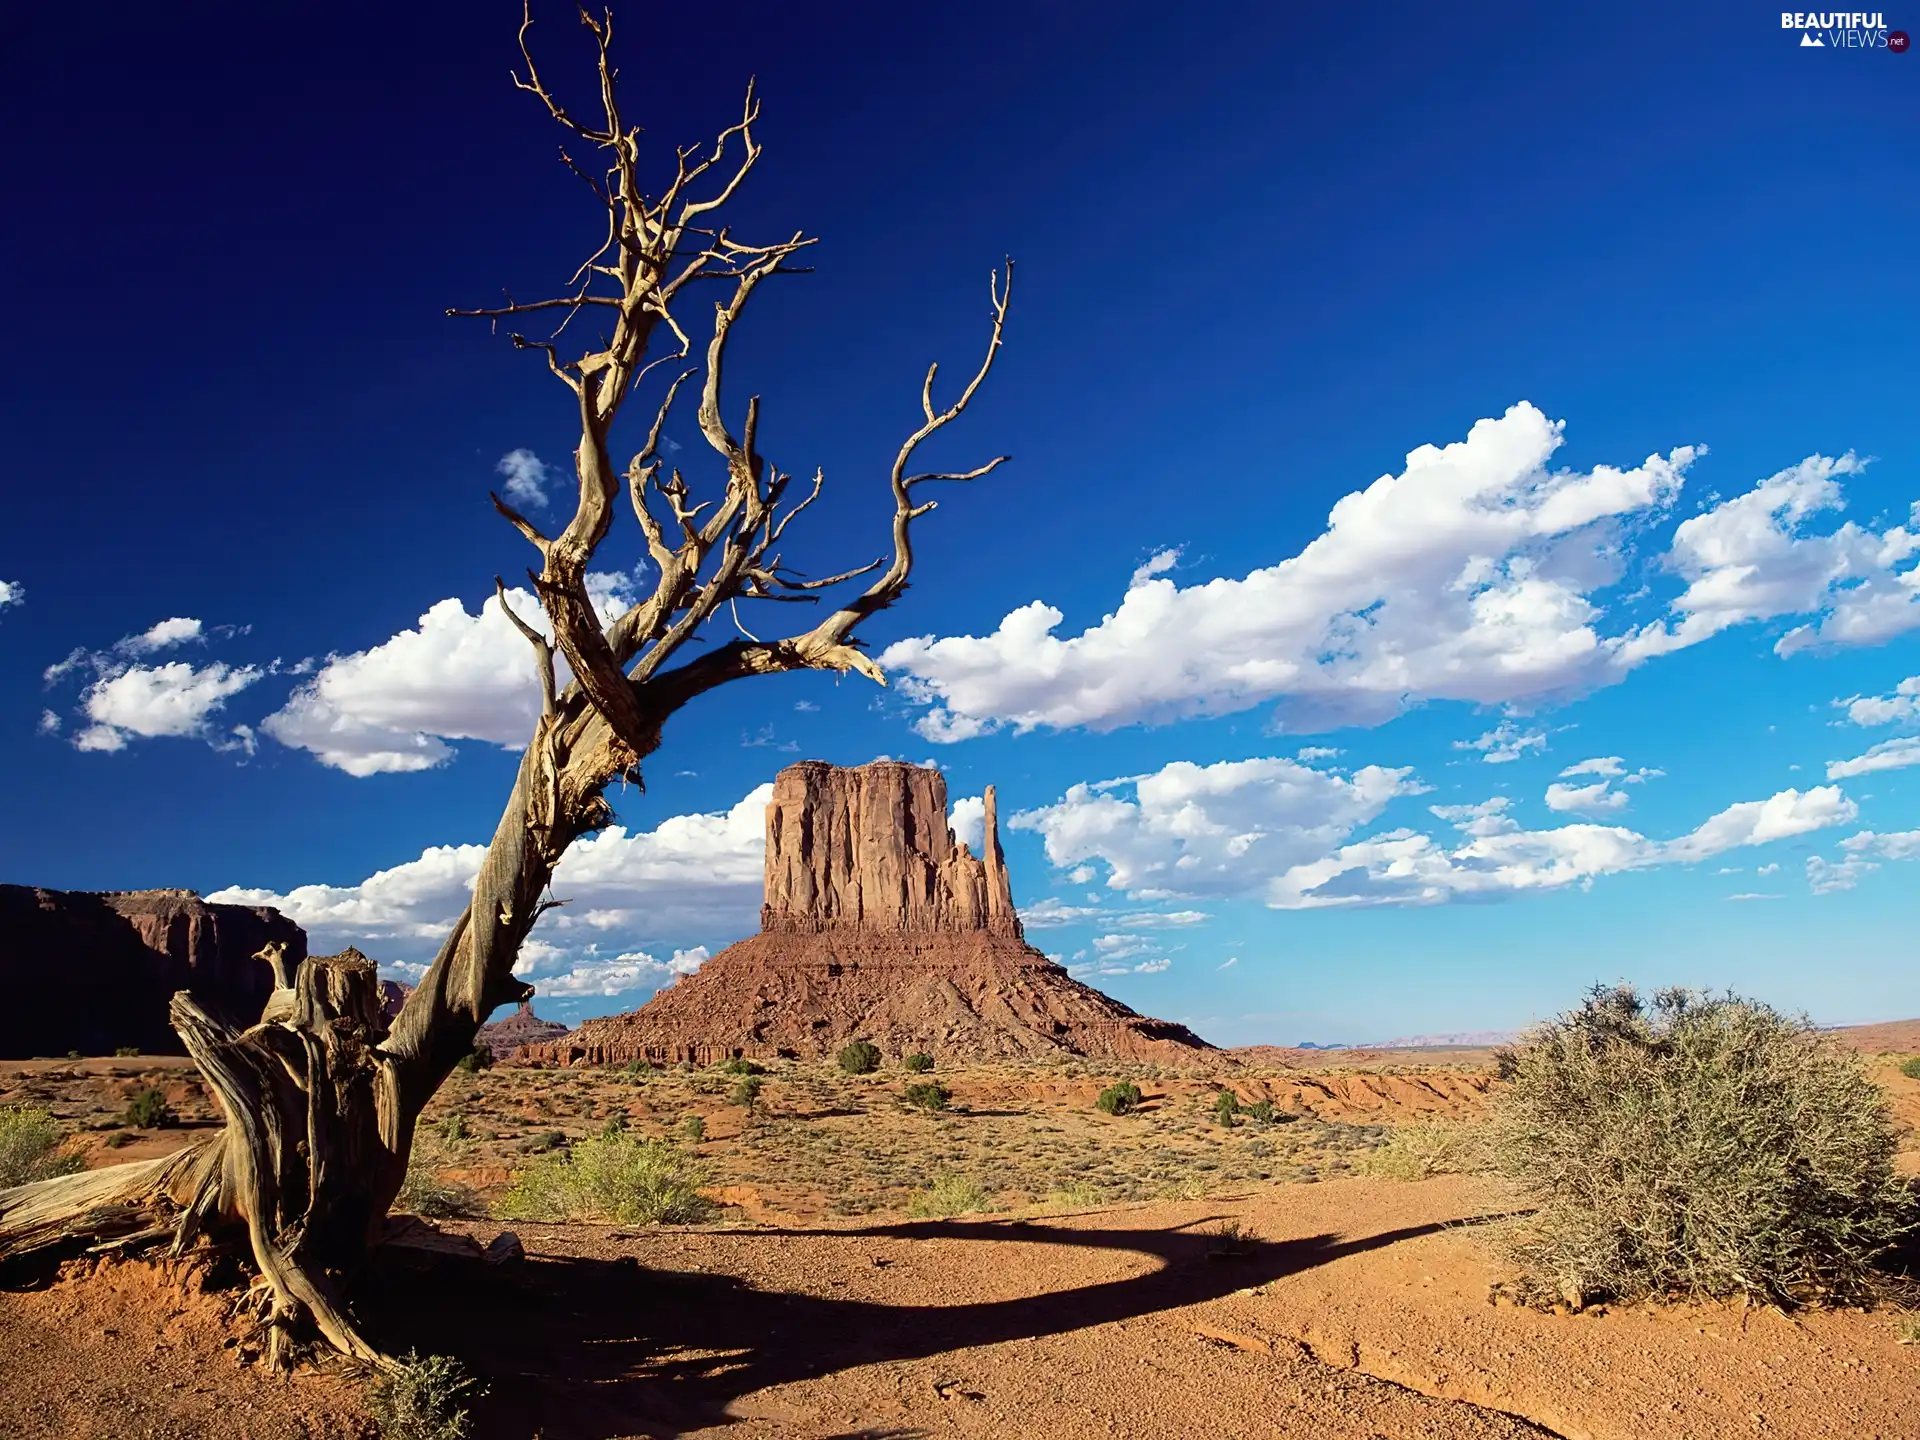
359;1212;1479;1440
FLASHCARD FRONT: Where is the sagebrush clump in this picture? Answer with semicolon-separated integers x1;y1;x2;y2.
837;1040;882;1075
1095;1081;1142;1116
500;1132;713;1225
907;1172;991;1217
1359;1120;1482;1180
366;1351;484;1440
1488;985;1912;1308
1899;1056;1920;1081
903;1052;935;1073
123;1088;173;1129
903;1081;951;1112
0;1103;84;1188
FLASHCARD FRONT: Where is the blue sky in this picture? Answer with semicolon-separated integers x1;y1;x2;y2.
2;3;1915;1044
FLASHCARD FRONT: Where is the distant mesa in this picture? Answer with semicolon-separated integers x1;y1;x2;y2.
519;759;1214;1066
0;885;303;1058
476;998;567;1059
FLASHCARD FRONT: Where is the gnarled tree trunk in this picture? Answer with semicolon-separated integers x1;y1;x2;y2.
0;0;1011;1371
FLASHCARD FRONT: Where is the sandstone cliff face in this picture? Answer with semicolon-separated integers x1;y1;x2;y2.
519;760;1214;1067
0;885;304;1058
761;761;1020;937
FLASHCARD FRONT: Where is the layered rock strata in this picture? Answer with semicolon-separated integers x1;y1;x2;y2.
520;760;1213;1066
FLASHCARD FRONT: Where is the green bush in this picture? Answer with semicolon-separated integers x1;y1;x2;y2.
102;1129;133;1150
1488;985;1913;1308
1212;1090;1241;1127
454;1044;493;1073
903;1052;935;1073
907;1172;991;1218
499;1132;713;1225
0;1104;85;1188
719;1057;763;1075
729;1075;765;1109
441;1113;470;1144
1359;1120;1482;1180
1898;1056;1920;1081
903;1081;951;1112
113;1045;141;1058
124;1088;173;1129
1095;1081;1142;1116
677;1114;707;1144
837;1040;882;1075
366;1350;485;1440
1244;1098;1275;1124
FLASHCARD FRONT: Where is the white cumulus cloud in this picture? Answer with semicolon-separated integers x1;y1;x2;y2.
1834;675;1920;727
1270;783;1852;910
881;410;1917;743
0;580;23;612
1011;755;1424;900
263;575;639;776
496;449;554;509
1456;721;1546;764
1826;736;1920;780
1544;756;1660;813
209;784;772;982
75;660;261;752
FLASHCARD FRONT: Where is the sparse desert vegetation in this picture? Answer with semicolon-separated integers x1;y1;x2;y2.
499;1130;715;1226
0;1103;83;1187
1487;985;1914;1308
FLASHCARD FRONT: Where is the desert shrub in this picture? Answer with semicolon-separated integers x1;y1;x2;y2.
599;1114;627;1138
837;1040;882;1075
0;1104;85;1188
499;1132;713;1225
454;1044;493;1073
902;1081;951;1112
441;1114;470;1144
113;1045;141;1057
1205;1220;1256;1258
903;1052;934;1073
396;1140;488;1221
1244;1098;1275;1123
1212;1090;1241;1127
729;1076;765;1108
1359;1120;1482;1180
907;1172;990;1218
1095;1081;1142;1116
677;1114;707;1144
1044;1180;1104;1207
366;1350;484;1440
102;1129;133;1149
1488;985;1912;1308
124;1088;174;1129
622;1057;652;1077
719;1057;763;1075
1898;1056;1920;1081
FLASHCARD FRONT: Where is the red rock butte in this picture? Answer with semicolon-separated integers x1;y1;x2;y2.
522;760;1215;1066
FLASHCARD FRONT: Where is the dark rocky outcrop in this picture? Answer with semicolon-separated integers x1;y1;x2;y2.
0;885;305;1058
520;760;1214;1067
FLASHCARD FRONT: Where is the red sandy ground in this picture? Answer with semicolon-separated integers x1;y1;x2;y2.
4;1174;1917;1439
3;1021;1917;1439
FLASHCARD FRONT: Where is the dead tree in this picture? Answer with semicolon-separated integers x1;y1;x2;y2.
0;3;1010;1369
